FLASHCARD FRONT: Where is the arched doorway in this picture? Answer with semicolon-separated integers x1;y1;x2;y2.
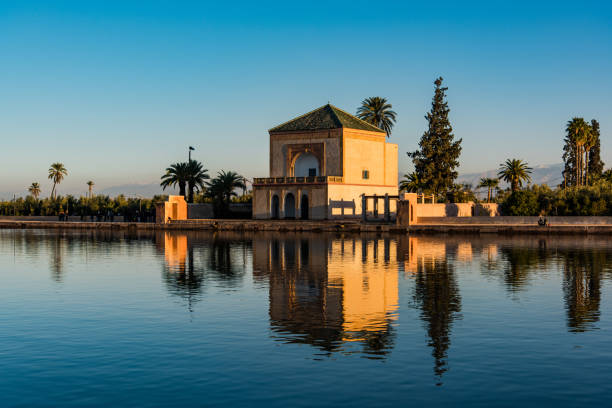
271;195;280;219
284;193;295;219
300;194;309;220
294;153;320;177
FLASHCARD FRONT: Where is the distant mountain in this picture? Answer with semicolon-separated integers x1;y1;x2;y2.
457;163;564;189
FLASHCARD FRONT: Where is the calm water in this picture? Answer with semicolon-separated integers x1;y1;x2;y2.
1;230;611;407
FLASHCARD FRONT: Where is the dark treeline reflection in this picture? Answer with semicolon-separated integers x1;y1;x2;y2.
157;232;249;308
253;235;399;359
0;229;155;282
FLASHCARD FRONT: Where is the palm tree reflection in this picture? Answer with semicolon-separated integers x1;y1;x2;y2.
562;250;604;332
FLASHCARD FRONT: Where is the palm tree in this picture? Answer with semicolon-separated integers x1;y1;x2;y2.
86;181;95;199
583;126;596;185
399;172;422;193
160;162;190;198
356;96;397;137
498;159;532;192
566;118;591;186
478;178;499;202
206;171;246;217
28;182;41;199
186;160;210;203
48;163;68;199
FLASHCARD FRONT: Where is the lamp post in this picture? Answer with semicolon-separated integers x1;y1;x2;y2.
188;146;195;162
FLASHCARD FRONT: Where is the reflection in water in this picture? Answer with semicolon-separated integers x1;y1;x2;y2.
401;237;462;383
253;235;399;358
562;250;604;332
17;229;611;382
159;232;249;309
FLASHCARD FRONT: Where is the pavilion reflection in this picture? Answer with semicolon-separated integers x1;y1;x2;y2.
253;235;399;358
399;236;462;383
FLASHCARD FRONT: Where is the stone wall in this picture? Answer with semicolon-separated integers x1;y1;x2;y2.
396;197;500;226
416;216;612;225
187;203;252;219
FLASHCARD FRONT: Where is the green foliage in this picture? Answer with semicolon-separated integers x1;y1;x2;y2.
408;77;462;198
0;194;168;218
588;119;604;179
161;160;210;203
399;172;422;193
356;96;397;136
500;189;540;216
499;182;612;216
498;159;532;192
446;183;476;203
48;162;68;199
477;178;499;202
205;170;246;218
160;162;189;198
563;117;602;187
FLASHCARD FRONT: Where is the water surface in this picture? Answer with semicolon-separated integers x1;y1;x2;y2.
1;230;611;407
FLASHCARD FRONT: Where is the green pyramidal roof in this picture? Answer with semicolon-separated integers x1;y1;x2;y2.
269;104;384;133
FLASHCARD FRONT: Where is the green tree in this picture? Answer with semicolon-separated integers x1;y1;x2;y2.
48;163;68;199
500;190;539;216
160;162;190;198
186;160;210;203
28;182;41;200
399;172;422;193
587;119;604;182
356;96;397;137
86;180;95;199
478;178;499;203
206;170;246;217
498;159;532;192
563;118;591;187
408;77;462;198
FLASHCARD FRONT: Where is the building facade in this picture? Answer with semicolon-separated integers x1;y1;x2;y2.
253;104;398;220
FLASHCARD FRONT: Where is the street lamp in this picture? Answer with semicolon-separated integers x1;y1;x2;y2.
189;146;195;162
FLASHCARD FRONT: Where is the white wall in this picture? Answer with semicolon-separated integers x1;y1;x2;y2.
294;153;319;177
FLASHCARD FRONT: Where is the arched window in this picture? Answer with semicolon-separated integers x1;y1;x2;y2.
294;153;319;177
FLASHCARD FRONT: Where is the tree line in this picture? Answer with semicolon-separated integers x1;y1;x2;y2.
356;77;610;215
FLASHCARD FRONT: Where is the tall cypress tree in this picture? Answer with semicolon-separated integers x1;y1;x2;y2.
409;77;462;198
562;128;578;187
588;119;604;181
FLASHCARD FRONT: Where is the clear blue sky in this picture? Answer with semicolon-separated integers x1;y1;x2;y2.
1;0;611;196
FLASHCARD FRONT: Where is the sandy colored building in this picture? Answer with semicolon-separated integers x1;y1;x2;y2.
253;104;398;220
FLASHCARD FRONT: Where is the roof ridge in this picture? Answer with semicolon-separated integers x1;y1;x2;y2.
268;103;385;133
328;104;384;133
268;104;329;133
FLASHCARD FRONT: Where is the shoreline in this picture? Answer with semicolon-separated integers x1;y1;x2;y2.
1;219;611;235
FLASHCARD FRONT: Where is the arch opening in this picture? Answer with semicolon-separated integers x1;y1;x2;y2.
300;194;309;220
294;153;320;177
284;193;296;219
271;195;280;219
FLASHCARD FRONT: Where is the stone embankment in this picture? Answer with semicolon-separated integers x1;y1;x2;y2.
1;219;612;234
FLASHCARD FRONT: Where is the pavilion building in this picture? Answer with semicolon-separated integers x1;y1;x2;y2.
252;104;398;220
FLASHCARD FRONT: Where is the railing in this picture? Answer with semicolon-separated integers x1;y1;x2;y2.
253;176;343;185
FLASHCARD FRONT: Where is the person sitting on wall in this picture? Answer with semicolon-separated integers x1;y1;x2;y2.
538;212;548;227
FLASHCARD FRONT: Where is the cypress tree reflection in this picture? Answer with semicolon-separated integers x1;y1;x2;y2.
413;256;461;382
